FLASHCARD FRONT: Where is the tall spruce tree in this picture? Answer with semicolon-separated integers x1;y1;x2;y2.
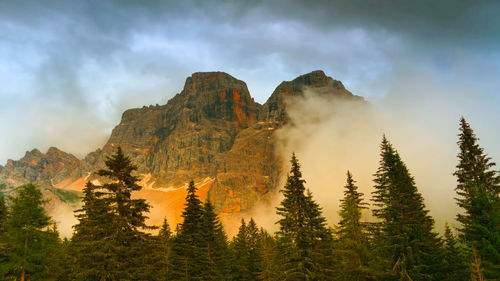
276;153;334;281
257;228;279;281
156;218;173;280
69;181;115;281
202;200;229;280
170;180;209;280
69;147;153;280
371;136;444;280
99;146;154;279
231;218;261;280
454;117;500;279
335;171;371;281
303;189;335;279
442;223;468;281
0;184;61;281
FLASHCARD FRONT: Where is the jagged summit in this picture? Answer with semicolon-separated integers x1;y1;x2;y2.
260;70;361;122
290;70;330;85
183;72;249;93
1;146;81;189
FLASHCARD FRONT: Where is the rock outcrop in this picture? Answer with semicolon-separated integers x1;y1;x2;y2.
0;147;82;189
0;70;364;229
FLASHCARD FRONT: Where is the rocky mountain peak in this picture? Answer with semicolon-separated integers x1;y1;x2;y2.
290;70;330;86
24;148;43;158
0;70;367;232
0;147;81;188
259;70;362;122
183;72;248;93
178;72;260;128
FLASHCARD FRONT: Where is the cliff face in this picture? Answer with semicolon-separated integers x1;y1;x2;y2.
0;70;364;229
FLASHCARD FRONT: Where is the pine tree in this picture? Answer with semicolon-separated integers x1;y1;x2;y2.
202;200;229;280
231;219;250;280
170;180;209;280
44;223;65;280
257;228;279;281
335;171;371;281
246;219;262;279
69;147;153;280
69;181;115;280
470;247;486;281
230;218;261;280
442;224;468;281
100;146;154;279
276;153;334;280
157;218;173;280
371;136;444;280
303;189;335;280
57;238;72;281
0;184;62;281
454;117;500;279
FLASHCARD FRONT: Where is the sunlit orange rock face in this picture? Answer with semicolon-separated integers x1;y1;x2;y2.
0;70;363;232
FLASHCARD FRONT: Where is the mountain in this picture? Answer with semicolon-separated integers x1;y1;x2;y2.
0;70;364;232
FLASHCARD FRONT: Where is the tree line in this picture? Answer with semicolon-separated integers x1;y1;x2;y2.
0;117;498;281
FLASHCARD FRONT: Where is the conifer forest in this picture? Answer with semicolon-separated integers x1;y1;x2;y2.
0;117;498;281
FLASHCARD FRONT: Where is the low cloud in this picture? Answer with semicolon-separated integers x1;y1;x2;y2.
251;64;500;233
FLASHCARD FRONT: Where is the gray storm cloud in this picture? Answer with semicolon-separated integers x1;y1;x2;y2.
0;0;498;176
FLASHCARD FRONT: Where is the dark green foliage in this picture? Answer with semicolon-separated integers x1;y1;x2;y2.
68;181;115;280
202;200;230;280
2;120;499;280
156;218;173;279
230;218;261;280
170;180;210;280
276;153;334;280
303;189;335;279
335;171;371;281
371;136;444;280
442;224;468;281
257;228;279;281
0;183;62;281
454;117;500;279
170;187;229;280
69;147;154;280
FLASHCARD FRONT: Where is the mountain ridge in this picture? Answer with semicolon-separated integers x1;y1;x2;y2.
0;70;365;231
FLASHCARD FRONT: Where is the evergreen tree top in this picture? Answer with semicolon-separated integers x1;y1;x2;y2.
179;180;204;237
290;152;303;179
159;217;172;240
97;146;141;192
454;117;498;198
183;180;203;214
202;199;225;236
341;171;367;209
443;223;457;247
8;183;51;229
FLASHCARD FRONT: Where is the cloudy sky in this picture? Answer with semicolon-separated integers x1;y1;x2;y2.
0;0;499;163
